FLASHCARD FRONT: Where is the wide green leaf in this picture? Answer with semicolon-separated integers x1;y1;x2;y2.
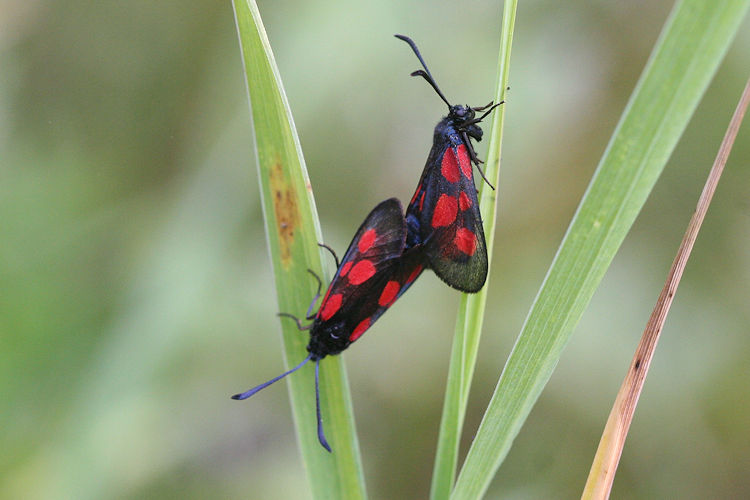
232;1;366;498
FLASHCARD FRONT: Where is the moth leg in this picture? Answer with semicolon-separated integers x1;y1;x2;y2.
303;269;324;319
462;130;482;165
464;101;504;125
317;243;340;269
474;161;496;191
277;312;313;331
471;101;495;112
460;130;496;191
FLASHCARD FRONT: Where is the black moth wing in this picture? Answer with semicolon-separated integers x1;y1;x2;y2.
307;198;413;358
405;125;488;293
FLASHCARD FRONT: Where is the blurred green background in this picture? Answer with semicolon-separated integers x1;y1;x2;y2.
1;0;749;498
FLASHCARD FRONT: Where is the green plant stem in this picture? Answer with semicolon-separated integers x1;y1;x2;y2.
429;2;518;499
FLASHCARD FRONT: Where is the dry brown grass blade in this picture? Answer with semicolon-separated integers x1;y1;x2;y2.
581;77;750;500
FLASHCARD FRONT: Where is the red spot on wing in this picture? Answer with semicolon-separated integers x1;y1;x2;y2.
454;228;477;256
339;260;353;277
459;191;472;211
431;194;458;227
378;281;400;307
457;144;473;179
349;317;371;341
419;191;425;211
405;265;423;285
319;293;342;321
358;229;377;253
441;148;460;183
319;287;332;310
348;260;376;285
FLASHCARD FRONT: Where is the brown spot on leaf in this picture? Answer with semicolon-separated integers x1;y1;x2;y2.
270;161;300;269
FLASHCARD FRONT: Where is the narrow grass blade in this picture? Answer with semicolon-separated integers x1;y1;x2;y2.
582;77;750;500
232;1;366;497
450;1;750;498
429;2;517;499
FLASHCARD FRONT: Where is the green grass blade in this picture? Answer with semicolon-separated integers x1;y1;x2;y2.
232;1;366;498
429;2;517;499
450;1;750;498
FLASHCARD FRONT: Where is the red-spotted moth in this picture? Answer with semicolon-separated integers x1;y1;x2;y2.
397;34;501;293
232;198;423;451
233;35;501;452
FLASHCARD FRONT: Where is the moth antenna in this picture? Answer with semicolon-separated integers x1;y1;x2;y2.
231;354;313;400
395;34;452;109
315;359;332;452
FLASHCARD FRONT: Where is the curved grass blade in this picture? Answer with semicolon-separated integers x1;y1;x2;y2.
429;2;518;499
450;1;750;498
582;77;750;500
232;1;366;498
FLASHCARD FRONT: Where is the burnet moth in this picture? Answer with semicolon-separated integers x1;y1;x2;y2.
232;198;423;451
396;34;502;293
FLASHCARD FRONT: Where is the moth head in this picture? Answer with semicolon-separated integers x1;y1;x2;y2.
450;105;484;141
